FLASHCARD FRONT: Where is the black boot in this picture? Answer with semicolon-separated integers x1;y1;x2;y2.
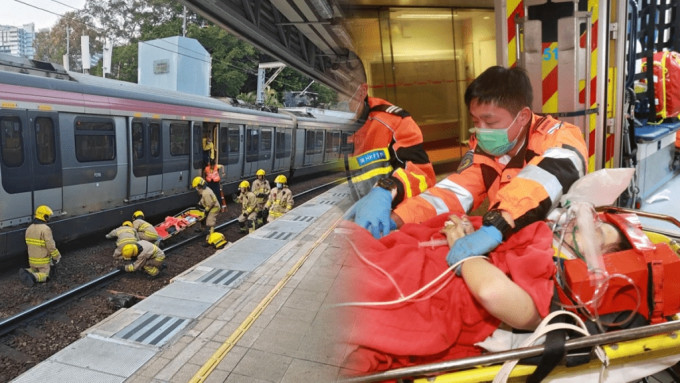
18;268;36;287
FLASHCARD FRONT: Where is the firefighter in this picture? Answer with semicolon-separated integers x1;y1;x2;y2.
106;221;139;259
119;240;166;278
202;135;215;167
19;205;61;286
237;180;259;233
204;160;227;212
251;169;271;223
349;66;588;272
192;176;220;246
344;53;436;204
264;175;294;222
131;210;161;245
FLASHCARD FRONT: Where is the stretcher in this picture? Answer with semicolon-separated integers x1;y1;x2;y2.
340;207;680;383
154;208;205;240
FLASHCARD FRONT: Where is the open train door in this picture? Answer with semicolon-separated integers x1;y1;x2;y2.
128;118;163;201
0;109;63;227
500;0;611;171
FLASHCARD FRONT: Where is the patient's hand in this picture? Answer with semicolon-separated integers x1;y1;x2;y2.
441;215;474;247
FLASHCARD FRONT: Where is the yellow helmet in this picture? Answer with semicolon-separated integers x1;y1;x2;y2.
132;210;144;220
122;221;133;227
35;205;53;222
207;232;227;249
192;176;206;188
256;169;265;176
121;243;140;260
239;180;250;189
274;175;287;184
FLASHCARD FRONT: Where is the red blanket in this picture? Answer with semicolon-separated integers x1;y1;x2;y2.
340;214;555;373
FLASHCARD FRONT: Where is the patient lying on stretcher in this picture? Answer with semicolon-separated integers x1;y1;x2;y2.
338;211;635;375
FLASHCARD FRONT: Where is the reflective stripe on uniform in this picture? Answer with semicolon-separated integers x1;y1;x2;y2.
26;238;46;247
542;146;586;176
28;256;51;265
351;165;393;184
418;192;450;216
435;178;474;213
516;164;563;206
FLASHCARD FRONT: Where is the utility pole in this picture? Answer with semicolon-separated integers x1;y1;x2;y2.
183;6;187;37
256;62;285;104
63;25;70;71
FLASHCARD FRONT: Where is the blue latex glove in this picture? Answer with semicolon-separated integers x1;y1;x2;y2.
446;225;503;273
344;187;396;239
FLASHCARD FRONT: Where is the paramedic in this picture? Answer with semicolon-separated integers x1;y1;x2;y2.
344;54;435;203
350;66;589;271
106;221;139;259
132;210;161;245
237;180;259;233
192;176;220;246
19;205;61;286
265;175;294;222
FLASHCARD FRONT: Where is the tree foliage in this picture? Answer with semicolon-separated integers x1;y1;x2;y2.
31;0;337;105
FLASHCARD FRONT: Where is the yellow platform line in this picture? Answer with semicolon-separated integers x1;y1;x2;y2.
189;216;342;383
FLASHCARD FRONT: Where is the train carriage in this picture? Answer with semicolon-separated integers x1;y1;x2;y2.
0;54;358;269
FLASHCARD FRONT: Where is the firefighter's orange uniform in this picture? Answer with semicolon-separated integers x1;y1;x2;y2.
265;176;294;222
347;97;436;206
121;240;166;277
237;180;259;233
21;206;61;285
106;222;139;259
204;163;227;210
393;114;588;231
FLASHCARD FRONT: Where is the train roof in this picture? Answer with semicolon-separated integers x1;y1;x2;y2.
0;53;358;125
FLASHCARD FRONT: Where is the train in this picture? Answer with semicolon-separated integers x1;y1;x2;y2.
0;53;359;269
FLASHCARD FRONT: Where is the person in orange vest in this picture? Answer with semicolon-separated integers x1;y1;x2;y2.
343;53;436;233
349;66;588;270
204;160;227;212
19;205;61;286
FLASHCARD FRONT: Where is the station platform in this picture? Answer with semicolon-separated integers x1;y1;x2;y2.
12;184;355;383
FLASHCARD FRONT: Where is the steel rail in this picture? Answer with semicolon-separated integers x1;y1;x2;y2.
0;178;344;337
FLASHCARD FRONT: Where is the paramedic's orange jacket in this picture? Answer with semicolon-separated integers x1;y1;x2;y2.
348;97;436;206
393;113;588;231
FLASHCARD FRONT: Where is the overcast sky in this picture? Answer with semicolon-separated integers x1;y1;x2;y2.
3;0;87;31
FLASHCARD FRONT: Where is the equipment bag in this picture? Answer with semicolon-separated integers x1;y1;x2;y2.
641;50;680;120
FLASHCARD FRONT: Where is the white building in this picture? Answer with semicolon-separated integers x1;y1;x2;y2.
138;36;211;96
0;24;35;59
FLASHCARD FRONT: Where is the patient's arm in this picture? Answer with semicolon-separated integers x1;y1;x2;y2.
461;258;541;330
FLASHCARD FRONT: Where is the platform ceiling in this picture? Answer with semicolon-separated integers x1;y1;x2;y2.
181;0;493;98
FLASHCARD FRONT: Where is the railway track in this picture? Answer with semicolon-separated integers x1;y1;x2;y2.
0;176;345;382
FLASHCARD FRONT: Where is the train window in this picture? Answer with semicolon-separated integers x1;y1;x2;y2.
169;122;190;155
132;121;145;160
225;125;240;164
325;131;341;158
341;131;354;154
275;129;291;159
305;130;321;155
260;128;272;160
246;127;259;162
74;118;115;162
0;116;24;167
150;123;160;158
35;117;56;165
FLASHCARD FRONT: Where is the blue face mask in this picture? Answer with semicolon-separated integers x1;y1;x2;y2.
472;112;520;156
276;183;283;189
